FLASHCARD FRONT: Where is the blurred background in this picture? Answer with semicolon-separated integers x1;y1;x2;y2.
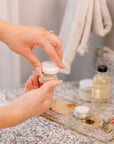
0;0;114;89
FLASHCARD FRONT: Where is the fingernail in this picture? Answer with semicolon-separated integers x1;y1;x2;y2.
65;66;69;72
33;71;37;75
35;67;43;77
32;71;37;80
53;80;63;87
62;63;68;72
59;37;63;40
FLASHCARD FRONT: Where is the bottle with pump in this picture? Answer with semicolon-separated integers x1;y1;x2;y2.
92;65;111;108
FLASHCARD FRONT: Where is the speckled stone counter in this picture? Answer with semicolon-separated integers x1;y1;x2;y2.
0;82;113;144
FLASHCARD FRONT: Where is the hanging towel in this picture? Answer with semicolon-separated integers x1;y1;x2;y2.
92;0;112;36
59;0;112;74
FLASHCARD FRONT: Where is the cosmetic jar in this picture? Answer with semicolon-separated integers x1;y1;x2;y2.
79;79;92;102
39;61;59;86
74;106;91;119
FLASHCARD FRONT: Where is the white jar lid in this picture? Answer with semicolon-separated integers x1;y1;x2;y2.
79;79;92;91
42;61;59;74
75;106;90;114
74;106;90;119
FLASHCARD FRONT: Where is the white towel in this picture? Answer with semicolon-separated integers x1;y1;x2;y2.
92;0;112;36
59;0;112;74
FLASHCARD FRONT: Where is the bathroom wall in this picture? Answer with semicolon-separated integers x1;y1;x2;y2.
104;0;114;49
19;0;67;83
67;0;114;81
18;0;113;84
0;0;113;89
62;34;104;81
19;0;104;83
0;0;21;89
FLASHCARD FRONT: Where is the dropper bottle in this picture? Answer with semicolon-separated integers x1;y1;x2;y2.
92;65;111;108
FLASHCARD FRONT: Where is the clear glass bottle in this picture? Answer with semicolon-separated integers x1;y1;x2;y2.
92;65;111;108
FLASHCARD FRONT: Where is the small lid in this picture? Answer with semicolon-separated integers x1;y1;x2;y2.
97;65;108;72
74;106;91;119
74;106;90;114
79;79;92;91
42;61;59;74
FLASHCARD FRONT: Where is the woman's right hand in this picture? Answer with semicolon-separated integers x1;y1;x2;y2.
15;78;62;121
0;73;62;129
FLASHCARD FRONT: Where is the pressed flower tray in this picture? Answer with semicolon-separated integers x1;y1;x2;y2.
42;90;114;143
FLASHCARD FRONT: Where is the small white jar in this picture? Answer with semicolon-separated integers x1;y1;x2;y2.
79;79;92;102
39;61;59;85
74;106;91;119
42;61;59;74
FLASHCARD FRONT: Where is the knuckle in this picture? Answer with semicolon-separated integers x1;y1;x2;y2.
46;84;51;91
50;51;56;58
45;108;49;113
38;27;46;36
46;101;51;110
39;27;45;31
56;40;62;46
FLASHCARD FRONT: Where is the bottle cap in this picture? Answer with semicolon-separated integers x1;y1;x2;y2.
42;61;59;74
97;65;108;72
79;79;92;91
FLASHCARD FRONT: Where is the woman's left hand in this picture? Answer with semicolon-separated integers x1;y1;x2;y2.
0;20;67;74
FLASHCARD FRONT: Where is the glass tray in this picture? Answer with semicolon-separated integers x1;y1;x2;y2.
42;91;114;143
5;84;114;143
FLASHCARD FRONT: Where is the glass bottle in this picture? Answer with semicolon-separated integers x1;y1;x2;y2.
92;65;111;108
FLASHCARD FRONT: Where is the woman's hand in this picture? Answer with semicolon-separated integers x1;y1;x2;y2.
17;80;63;120
25;72;40;93
0;79;62;129
19;72;62;123
0;20;67;74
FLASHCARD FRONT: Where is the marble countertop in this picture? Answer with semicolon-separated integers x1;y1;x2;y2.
0;81;112;144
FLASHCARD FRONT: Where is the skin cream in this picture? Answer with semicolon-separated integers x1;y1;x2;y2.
39;61;59;86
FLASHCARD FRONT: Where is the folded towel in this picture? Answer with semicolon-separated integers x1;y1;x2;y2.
92;0;112;36
59;0;112;74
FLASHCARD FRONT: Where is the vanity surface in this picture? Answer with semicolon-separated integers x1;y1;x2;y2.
0;81;113;144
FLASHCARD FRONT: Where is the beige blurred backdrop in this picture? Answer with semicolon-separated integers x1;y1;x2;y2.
0;0;113;89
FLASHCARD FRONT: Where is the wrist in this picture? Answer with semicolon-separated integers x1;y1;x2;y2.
0;102;24;128
13;99;34;123
0;20;7;41
11;101;27;124
0;20;12;43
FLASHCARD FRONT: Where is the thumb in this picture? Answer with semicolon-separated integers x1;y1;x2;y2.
24;49;43;73
41;80;63;96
